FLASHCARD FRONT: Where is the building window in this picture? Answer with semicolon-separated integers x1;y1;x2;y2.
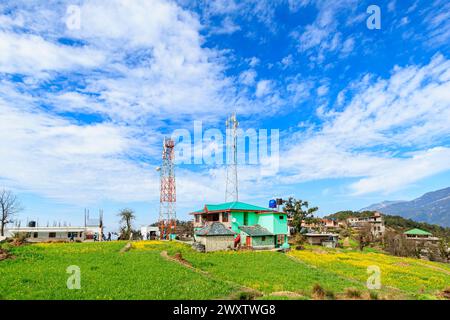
279;215;284;220
262;236;266;241
244;212;248;225
195;215;200;223
48;232;56;238
222;212;229;222
33;232;38;238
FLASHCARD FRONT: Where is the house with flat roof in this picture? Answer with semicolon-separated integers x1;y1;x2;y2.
192;201;289;250
305;233;339;248
347;212;385;238
5;212;103;242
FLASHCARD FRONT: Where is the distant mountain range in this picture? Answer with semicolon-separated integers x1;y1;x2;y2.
360;187;450;227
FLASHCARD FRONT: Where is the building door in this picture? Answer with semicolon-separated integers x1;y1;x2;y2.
276;234;284;247
246;236;251;247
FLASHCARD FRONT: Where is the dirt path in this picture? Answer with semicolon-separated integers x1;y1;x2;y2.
159;250;263;299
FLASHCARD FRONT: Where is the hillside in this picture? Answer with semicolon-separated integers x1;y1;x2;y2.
360;187;450;227
0;241;449;300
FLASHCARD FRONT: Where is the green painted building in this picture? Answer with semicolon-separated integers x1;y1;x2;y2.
192;201;289;249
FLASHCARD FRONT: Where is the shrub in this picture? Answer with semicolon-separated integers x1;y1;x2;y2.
345;287;361;299
312;283;325;299
325;290;335;300
442;287;450;300
369;291;379;300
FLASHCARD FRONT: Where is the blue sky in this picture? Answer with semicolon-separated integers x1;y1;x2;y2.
0;0;449;231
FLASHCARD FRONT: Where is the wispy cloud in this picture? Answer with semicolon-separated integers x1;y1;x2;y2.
279;54;450;194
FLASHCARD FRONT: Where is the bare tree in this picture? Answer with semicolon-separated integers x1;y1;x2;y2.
0;189;23;236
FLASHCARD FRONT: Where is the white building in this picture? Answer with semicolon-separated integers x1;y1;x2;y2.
5;212;104;242
140;226;160;240
347;212;385;238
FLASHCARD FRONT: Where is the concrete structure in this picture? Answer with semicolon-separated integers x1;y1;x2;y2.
195;222;235;252
192;201;289;249
4;225;102;242
140;226;160;240
301;218;342;231
305;233;339;248
347;212;385;238
5;214;103;242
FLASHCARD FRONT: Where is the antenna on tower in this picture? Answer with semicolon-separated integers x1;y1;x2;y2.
225;112;239;202
158;137;176;240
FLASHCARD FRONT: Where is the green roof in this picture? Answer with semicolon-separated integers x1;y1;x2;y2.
404;228;432;236
192;201;275;214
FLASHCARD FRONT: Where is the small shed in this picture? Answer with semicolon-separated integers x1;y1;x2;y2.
305;233;339;248
195;222;235;252
239;225;275;249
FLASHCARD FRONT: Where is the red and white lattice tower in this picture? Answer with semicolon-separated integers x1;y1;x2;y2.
158;137;176;239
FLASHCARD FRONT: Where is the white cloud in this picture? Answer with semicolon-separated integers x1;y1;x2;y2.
341;37;355;55
0;31;105;75
279;55;450;195
239;69;257;85
255;80;272;97
211;16;241;35
316;84;329;96
0;91;156;203
248;57;260;67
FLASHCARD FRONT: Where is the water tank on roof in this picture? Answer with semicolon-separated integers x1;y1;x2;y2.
28;221;36;228
269;199;277;208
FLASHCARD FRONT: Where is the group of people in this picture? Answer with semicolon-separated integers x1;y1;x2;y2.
93;232;113;241
68;231;114;242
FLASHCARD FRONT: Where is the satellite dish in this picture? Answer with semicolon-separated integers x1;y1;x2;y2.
155;166;161;171
231;218;236;223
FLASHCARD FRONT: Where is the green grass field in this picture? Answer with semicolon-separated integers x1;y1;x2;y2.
0;240;449;300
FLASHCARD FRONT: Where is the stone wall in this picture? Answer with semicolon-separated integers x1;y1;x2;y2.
196;235;234;252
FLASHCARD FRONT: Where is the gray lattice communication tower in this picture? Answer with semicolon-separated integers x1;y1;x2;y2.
225;113;239;202
158;137;176;239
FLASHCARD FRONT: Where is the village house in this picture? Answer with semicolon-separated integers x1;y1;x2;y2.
403;228;440;243
192;201;289;250
304;233;339;248
346;212;385;238
5;213;103;242
301;218;341;231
